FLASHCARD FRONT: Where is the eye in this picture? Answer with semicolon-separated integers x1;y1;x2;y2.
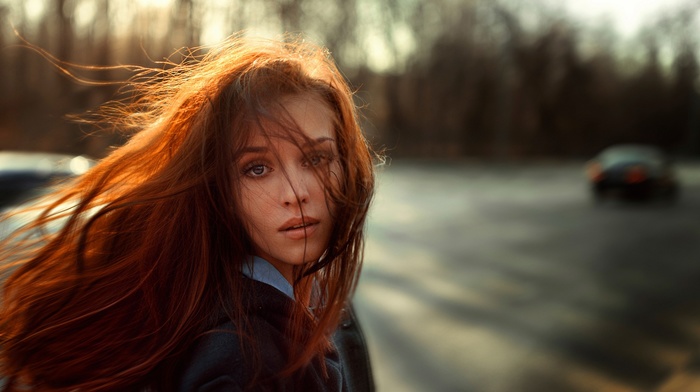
244;163;271;178
303;152;335;168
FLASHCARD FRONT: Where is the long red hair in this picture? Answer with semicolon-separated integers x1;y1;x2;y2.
0;34;375;391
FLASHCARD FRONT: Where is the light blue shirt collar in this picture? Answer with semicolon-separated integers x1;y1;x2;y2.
242;256;295;300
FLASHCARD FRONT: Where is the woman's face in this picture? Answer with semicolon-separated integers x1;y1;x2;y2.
237;94;341;283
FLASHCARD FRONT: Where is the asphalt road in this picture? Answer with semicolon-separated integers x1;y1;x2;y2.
353;160;700;392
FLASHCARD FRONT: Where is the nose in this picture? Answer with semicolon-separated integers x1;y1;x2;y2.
281;169;310;207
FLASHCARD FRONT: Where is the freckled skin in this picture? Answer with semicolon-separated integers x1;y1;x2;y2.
238;94;341;283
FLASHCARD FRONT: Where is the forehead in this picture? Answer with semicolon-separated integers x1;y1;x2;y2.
249;94;337;145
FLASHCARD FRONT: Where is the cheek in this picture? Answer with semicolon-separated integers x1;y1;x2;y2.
239;183;275;233
327;161;344;198
238;184;256;218
319;162;344;218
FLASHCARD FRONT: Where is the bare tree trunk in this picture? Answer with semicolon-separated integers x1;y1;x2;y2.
279;0;302;32
169;0;200;48
56;0;74;95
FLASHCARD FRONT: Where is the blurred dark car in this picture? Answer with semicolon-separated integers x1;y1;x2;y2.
0;151;94;209
585;144;679;202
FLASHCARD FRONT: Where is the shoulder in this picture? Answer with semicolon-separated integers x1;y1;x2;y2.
176;322;246;392
332;305;376;392
177;317;291;391
175;280;352;392
176;280;293;391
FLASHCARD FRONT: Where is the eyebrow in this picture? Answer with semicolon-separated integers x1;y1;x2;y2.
304;136;336;148
240;137;336;154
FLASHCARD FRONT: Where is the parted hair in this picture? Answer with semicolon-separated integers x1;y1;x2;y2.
0;34;375;391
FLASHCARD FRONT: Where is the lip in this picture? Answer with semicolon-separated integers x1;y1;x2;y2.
279;216;320;240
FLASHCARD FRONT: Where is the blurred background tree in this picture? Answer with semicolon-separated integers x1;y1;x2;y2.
0;0;698;159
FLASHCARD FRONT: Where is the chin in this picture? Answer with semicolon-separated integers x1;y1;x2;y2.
289;248;325;265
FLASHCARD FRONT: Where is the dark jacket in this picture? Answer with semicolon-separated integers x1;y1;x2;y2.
176;279;374;392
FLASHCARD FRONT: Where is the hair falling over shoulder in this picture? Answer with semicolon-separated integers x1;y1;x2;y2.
0;34;376;391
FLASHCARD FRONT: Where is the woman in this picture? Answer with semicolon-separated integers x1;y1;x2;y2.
0;35;376;391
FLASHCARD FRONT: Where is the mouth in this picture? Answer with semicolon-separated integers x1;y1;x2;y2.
279;217;319;239
280;217;319;232
286;222;313;230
